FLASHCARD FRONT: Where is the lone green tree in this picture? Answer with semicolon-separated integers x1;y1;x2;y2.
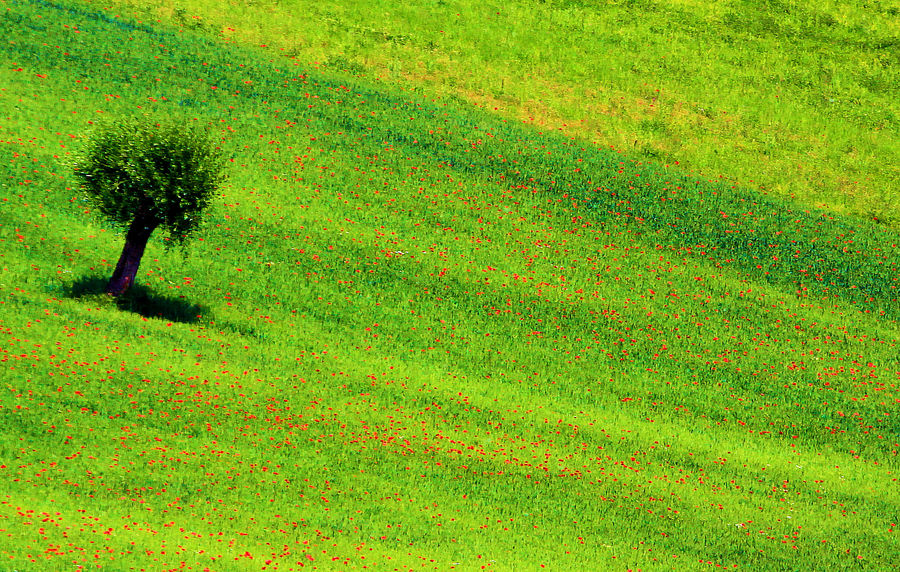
74;117;226;297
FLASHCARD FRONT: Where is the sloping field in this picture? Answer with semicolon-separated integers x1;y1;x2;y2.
1;0;898;570
105;0;900;224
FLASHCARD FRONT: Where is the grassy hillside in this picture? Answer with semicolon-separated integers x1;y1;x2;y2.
1;0;899;570
101;0;899;225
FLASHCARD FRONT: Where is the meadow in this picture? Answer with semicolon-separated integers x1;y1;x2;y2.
1;0;898;570
108;0;900;225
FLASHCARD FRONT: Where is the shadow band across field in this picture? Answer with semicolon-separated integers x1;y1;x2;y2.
358;110;900;317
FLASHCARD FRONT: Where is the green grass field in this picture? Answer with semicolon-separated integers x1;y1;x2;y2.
1;0;898;569
107;0;900;225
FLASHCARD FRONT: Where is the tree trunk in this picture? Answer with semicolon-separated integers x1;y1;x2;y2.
106;209;159;297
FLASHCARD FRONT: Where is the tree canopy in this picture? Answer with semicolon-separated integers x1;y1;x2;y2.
75;116;227;248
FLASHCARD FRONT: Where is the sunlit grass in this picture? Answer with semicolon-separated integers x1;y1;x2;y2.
1;0;898;570
100;0;900;226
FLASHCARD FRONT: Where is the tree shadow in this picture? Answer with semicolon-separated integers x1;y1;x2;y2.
65;275;207;324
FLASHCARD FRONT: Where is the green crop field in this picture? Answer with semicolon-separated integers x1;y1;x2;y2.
1;0;898;570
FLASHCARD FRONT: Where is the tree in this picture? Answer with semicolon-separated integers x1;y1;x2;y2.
74;117;227;297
